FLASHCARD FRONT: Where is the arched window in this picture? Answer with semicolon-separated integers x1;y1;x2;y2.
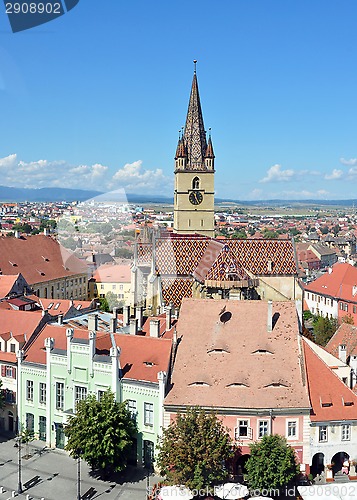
192;177;200;190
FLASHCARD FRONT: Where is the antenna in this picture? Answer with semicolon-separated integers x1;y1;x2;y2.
193;59;197;73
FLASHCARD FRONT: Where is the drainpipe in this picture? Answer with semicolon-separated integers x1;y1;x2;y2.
44;337;54;447
16;350;24;435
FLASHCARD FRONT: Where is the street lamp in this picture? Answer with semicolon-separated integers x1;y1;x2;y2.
16;435;23;494
76;449;82;500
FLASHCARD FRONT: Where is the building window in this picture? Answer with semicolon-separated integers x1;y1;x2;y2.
340;302;344;310
235;420;252;439
258;420;269;438
307;292;310;299
341;424;350;441
26;413;34;432
344;303;348;312
287;421;297;439
119;284;123;291
97;390;106;401
319;425;328;442
100;284;104;290
112;284;116;290
354;306;356;314
39;415;46;441
26;380;33;402
10;344;15;353
74;386;87;406
127;400;137;419
192;177;200;190
39;383;46;404
56;382;64;410
144;402;154;426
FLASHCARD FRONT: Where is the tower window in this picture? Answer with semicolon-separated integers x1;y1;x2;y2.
188;219;191;227
192;177;200;190
201;220;204;227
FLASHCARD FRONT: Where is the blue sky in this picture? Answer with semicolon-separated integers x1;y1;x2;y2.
1;0;357;200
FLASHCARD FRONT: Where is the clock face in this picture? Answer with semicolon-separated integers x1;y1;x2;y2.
189;190;203;205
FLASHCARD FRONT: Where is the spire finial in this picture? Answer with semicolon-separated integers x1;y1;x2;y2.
193;59;197;74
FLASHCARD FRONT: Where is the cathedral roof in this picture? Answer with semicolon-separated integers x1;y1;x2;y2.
183;68;208;170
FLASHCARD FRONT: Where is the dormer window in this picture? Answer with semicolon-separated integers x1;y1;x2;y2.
226;382;248;388
144;361;155;367
207;348;230;354
264;382;289;388
252;349;274;355
188;381;210;387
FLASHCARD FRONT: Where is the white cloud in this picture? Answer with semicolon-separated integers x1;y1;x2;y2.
111;160;170;192
260;164;295;183
324;169;343;180
340;157;357;166
0;154;108;190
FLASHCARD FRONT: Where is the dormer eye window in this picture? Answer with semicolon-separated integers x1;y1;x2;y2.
192;177;200;190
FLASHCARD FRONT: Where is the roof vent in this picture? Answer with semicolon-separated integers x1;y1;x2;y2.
188;381;210;387
265;382;289;388
219;306;232;324
226;382;248;388
144;361;155;367
9;261;17;267
42;256;49;262
207;348;230;354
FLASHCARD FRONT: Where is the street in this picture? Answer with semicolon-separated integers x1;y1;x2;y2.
0;436;159;499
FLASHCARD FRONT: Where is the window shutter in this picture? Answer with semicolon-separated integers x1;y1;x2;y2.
1;365;5;377
12;367;16;379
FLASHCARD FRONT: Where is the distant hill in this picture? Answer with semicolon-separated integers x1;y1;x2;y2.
0;186;102;202
0;185;356;206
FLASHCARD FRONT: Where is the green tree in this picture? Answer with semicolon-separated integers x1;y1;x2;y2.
65;390;137;473
20;427;35;458
246;434;299;491
105;291;123;312
232;229;247;239
157;407;233;490
341;314;354;325
263;229;279;239
98;297;110;312
313;316;338;346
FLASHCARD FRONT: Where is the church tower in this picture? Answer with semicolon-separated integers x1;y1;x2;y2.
173;62;215;237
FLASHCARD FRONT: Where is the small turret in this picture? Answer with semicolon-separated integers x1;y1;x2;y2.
205;131;215;170
174;132;187;170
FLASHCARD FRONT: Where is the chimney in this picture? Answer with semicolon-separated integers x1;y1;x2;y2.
58;314;63;325
43;227;49;236
150;318;160;338
129;318;138;335
112;307;119;319
110;317;117;333
123;305;130;326
165;306;172;331
66;328;74;374
135;306;144;327
338;344;347;364
70;299;74;307
328;267;332;274
14;230;20;239
42;309;48;317
174;307;179;320
88;313;98;332
267;301;273;332
350;355;357;387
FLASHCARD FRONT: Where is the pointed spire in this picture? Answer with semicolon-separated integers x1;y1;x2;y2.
205;129;215;158
183;61;208;170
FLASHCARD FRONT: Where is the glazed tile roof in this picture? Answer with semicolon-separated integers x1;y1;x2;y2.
325;323;357;358
143;236;297;278
161;277;194;308
165;299;310;410
303;338;357;421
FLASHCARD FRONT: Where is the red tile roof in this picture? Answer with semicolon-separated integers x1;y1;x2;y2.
0;274;19;299
325;323;357;358
0;235;88;285
0;310;43;338
165;299;310;410
24;323;172;383
93;264;131;283
303;338;357;421
305;263;357;302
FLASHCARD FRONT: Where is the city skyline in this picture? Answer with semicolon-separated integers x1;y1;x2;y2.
1;1;357;200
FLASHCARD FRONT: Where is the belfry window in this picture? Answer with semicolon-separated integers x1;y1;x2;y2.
192;177;200;190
